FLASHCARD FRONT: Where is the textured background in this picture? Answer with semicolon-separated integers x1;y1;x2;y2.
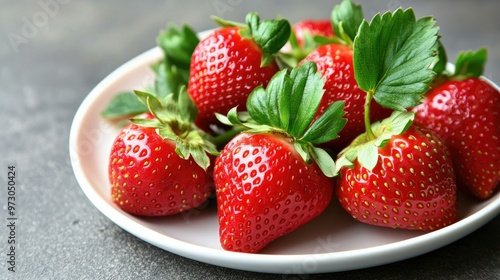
1;0;499;279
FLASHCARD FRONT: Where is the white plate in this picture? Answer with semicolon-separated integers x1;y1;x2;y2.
69;41;500;274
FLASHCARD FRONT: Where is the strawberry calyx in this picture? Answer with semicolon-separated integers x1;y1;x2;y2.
335;111;415;173
212;12;291;67
453;48;487;78
336;8;439;172
131;88;219;170
216;61;347;177
432;46;488;85
278;0;364;68
155;24;200;98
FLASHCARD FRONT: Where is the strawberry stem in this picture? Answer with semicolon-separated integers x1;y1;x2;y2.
364;90;375;140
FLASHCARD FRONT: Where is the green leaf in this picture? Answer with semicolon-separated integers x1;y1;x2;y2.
309;146;337;178
134;90;155;106
354;8;439;111
331;0;364;44
294;142;311;164
154;62;184;99
215;112;233;127
288;61;325;137
260;53;277;68
177;86;198;123
211;15;247;28
134;90;179;124
227;107;244;125
129;118;162;128
247;86;271;126
432;40;447;74
146;94;171;122
157;24;199;70
189;146;211;171
247;70;290;128
219;60;346;178
313;34;345;46
335;111;415;171
372;110;415;141
265;71;289;128
176;130;220;170
246;12;291;55
175;139;190;160
356;143;379;171
454;48;487;77
244;60;343;145
154;24;198;99
101;92;148;120
334;152;354;174
157;126;178;140
301;101;346;144
287;25;300;50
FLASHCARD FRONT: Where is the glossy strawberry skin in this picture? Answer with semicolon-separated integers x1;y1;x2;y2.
336;125;458;231
413;78;500;199
214;133;334;253
188;27;280;132
109;123;214;216
301;44;392;149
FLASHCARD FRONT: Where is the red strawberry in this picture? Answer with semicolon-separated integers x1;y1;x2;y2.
108;89;218;216
300;43;392;148
215;133;334;252
336;124;458;230
414;75;500;199
214;62;346;252
109;123;214;216
295;1;391;149
333;8;455;230
188;13;290;132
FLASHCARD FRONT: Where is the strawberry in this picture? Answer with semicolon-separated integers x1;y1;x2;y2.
300;43;392;148
187;13;291;132
214;61;347;252
335;8;458;231
109;122;214;216
109;88;218;216
413;49;500;199
336;120;458;230
295;0;391;149
215;132;334;252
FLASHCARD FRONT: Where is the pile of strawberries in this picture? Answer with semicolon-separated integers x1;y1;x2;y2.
103;0;499;253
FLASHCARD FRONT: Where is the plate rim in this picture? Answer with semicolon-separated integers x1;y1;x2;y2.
69;44;500;274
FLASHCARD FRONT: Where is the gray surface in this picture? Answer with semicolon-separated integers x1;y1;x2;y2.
1;0;499;279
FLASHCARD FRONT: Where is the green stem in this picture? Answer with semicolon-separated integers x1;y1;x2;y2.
364;90;375;140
